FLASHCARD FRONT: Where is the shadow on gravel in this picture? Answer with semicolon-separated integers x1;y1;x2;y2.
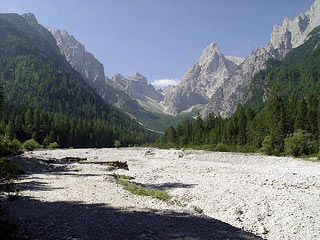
5;196;263;240
10;156;105;179
5;155;263;239
15;181;63;192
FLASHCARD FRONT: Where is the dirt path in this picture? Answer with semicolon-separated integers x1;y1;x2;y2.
3;148;320;239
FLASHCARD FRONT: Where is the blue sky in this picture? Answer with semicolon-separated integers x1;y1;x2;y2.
1;0;315;87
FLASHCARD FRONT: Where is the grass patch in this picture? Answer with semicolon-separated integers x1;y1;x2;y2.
168;198;182;206
115;178;171;201
193;205;204;214
114;174;134;180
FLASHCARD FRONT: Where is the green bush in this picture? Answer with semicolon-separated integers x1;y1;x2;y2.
114;140;121;148
48;142;59;149
214;142;230;152
22;139;40;151
284;130;317;157
261;136;273;155
0;136;21;157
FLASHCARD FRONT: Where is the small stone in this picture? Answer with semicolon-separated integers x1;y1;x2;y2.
258;225;268;235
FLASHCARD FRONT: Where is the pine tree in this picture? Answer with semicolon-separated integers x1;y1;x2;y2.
294;98;308;131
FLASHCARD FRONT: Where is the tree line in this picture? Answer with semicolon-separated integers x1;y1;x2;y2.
159;85;320;157
1;106;157;149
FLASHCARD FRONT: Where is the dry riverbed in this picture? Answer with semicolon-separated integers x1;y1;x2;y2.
2;148;320;239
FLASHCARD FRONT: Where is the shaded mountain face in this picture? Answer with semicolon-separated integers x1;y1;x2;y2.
204;0;320;118
161;43;244;115
51;29;125;105
53;29;106;86
0;13;139;126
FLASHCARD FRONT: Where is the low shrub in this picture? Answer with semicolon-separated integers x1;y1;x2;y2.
22;139;40;151
48;142;59;149
0;136;21;157
114;140;121;148
214;142;230;152
285;130;317;157
261;136;273;155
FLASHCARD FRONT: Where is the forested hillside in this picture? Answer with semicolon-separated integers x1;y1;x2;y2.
0;13;156;147
247;26;320;111
160;27;320;157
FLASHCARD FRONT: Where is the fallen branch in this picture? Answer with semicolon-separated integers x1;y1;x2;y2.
80;161;129;170
60;157;87;162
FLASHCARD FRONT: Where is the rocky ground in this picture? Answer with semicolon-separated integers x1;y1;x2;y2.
2;148;320;239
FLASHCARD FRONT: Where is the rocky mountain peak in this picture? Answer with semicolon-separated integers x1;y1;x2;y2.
198;43;223;67
22;13;38;25
204;0;320;118
18;13;62;58
128;72;148;83
52;29;106;88
53;30;85;52
161;42;240;114
270;0;320;52
112;72;163;102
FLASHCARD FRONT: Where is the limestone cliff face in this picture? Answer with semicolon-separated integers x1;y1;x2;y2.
52;30;106;87
52;29;128;105
161;43;243;114
53;30;163;104
205;0;320;118
111;72;163;102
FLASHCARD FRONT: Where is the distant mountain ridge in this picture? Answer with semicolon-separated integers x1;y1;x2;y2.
51;28;182;131
43;0;320;126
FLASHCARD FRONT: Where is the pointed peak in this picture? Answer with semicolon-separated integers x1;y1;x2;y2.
205;42;220;51
202;42;222;54
280;16;292;29
197;42;224;66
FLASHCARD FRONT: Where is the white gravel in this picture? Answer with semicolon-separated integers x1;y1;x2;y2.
8;148;320;239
